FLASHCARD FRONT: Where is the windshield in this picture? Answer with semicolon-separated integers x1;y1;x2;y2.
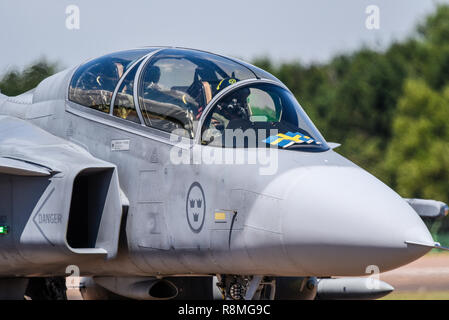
201;83;328;151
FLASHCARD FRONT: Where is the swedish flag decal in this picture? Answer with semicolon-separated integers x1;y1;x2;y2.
263;132;320;148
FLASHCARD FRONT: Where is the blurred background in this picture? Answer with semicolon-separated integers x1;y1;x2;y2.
1;0;449;299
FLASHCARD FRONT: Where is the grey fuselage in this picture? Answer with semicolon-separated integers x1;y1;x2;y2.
0;51;433;279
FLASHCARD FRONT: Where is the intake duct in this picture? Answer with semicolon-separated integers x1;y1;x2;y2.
67;168;115;249
0;116;124;274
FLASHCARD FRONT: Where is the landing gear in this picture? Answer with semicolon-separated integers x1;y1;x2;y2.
215;275;276;300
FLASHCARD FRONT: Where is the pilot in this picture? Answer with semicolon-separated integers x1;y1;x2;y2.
202;86;252;147
94;59;126;90
114;62;125;80
144;65;161;90
187;68;213;120
213;86;251;130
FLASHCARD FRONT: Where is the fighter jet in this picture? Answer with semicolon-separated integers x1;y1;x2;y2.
0;47;447;300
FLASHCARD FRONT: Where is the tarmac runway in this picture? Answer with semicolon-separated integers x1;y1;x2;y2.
379;252;449;298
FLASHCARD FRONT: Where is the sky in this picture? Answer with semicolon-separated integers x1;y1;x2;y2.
0;0;447;75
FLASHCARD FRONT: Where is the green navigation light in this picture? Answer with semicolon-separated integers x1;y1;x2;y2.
0;225;9;235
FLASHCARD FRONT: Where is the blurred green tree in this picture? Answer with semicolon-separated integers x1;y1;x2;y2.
385;79;449;203
0;60;58;96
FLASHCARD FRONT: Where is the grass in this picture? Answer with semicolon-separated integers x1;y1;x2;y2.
429;248;449;254
381;291;449;300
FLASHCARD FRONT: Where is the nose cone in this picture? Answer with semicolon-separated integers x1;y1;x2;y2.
281;165;433;276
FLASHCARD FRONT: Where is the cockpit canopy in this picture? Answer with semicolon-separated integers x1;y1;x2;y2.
68;47;328;151
137;48;256;137
69;48;154;113
201;83;328;151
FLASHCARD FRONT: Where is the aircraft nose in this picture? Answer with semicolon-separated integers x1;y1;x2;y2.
281;165;434;276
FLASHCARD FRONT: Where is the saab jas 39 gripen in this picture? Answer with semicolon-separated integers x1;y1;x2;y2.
0;47;447;300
